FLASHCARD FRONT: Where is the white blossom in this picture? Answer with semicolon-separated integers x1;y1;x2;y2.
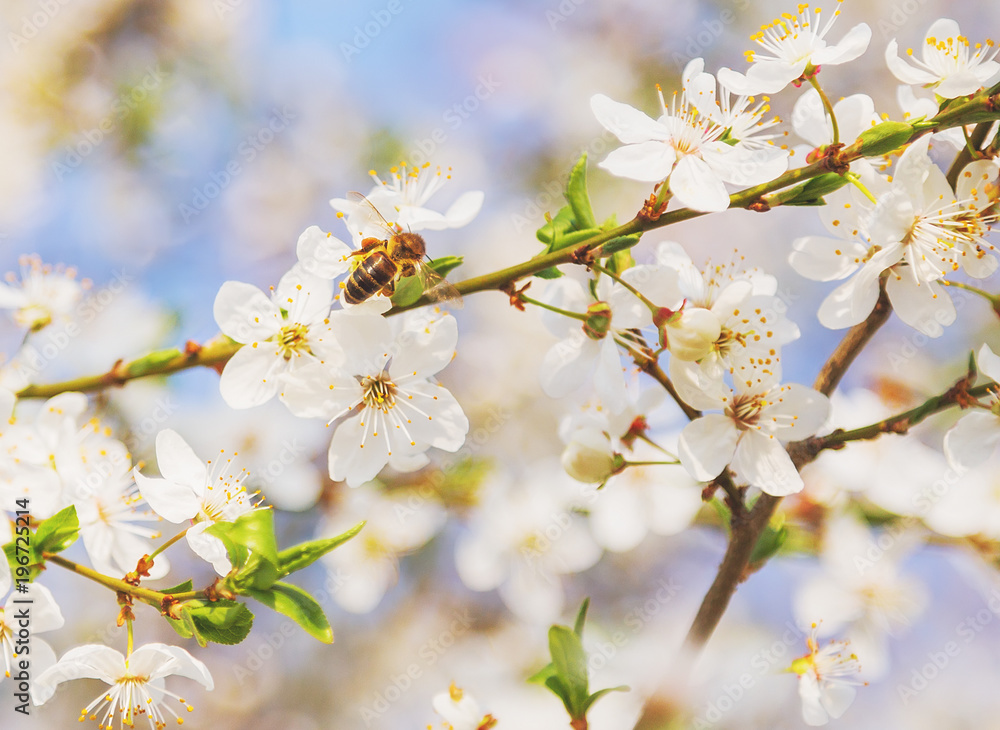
331;162;483;237
790;624;865;726
0;254;87;331
718;1;871;95
886;18;1000;99
281;308;469;487
32;643;214;729
133;429;259;575
672;360;829;496
213;264;337;409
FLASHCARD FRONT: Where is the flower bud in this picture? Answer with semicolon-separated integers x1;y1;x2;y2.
658;307;721;361
582;301;613;340
850;121;914;158
561;427;619;483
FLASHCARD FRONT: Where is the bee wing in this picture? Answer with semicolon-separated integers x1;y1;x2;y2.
416;261;464;308
346;191;398;239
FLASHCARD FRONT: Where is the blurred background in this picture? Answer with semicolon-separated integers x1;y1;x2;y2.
2;0;1000;728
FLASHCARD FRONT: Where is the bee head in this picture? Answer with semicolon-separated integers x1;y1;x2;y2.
391;232;427;261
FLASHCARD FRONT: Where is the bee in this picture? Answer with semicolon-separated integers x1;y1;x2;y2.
341;192;462;307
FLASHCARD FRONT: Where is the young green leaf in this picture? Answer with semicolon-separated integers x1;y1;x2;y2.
390;275;424;307
536;205;577;244
35;505;80;554
565;153;598;230
207;510;279;580
277;521;365;578
167;600;254;647
749;520;789;569
548;625;590;717
246;581;333;643
428;255;464;278
573;597;591;637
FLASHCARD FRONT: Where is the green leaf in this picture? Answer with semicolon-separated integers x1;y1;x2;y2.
35;505;80;554
534;266;564;279
545;675;574;716
527;661;557;686
389;275;423;307
246;581;333;643
582;685;631;715
573;598;590;638
749;520;789;568
159;580;195;594
549;625;590;717
167;600;254;646
277;521;365;578
208;510;281;590
536;205;577;244
427;255;464;278
565;153;598;230
167;607;200;644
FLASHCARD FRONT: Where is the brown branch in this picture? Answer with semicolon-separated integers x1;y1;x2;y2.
945;120;993;189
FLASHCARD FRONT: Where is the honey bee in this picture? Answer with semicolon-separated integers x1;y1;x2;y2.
341;192;462;307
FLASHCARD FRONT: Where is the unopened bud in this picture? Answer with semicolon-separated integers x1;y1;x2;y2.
851;121;914;158
659;307;721;361
562;427;619;483
582;301;613;340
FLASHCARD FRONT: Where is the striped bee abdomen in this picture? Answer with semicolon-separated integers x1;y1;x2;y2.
344;249;398;304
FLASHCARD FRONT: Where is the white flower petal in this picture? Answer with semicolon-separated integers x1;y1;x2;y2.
811;22;871;66
218;343;283;409
599;141;677;183
213;281;279;343
678;414;740;482
885;275;954;336
296;226;352;279
731;429;803;496
790;236;867;282
670;154;730;212
328;413;389;487
943;411;1000;471
591;93;671;144
186;521;232;575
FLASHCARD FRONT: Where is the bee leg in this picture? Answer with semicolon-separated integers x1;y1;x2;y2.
382;279;396;296
353;237;384;256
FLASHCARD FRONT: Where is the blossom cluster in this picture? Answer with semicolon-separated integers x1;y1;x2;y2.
213;163;481;488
